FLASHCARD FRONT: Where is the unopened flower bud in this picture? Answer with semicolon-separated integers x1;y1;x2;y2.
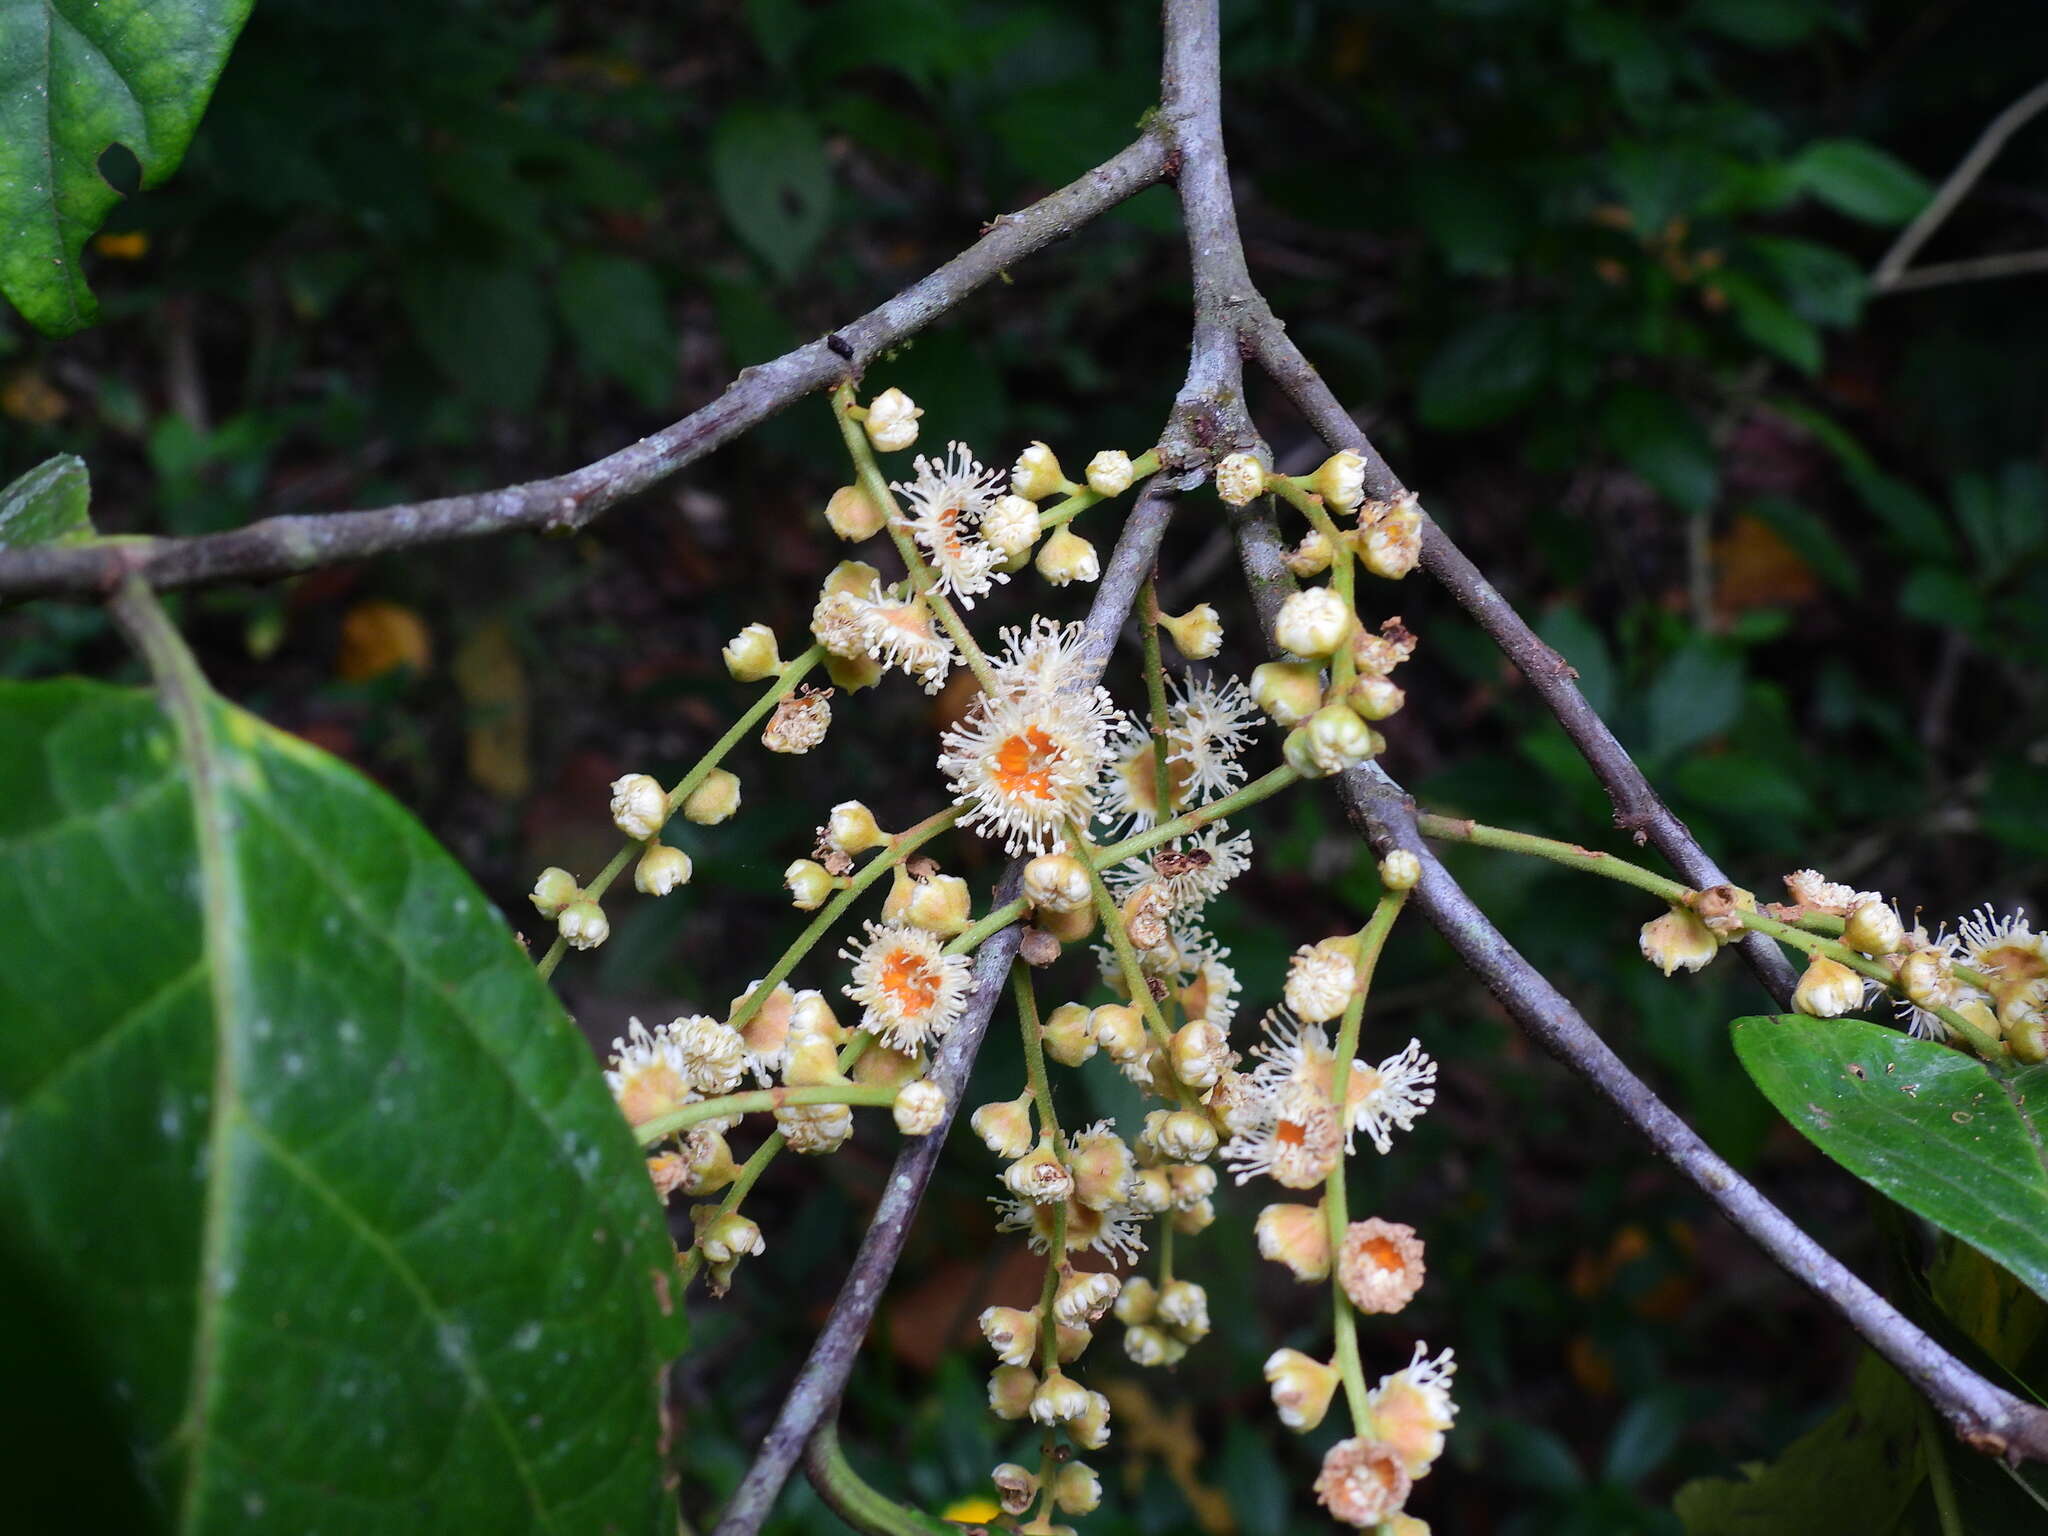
1024;853;1093;914
635;842;693;896
1168;1163;1217;1209
1036;527;1100;586
1128;1166;1173;1214
530;866;580;919
1290;703;1378;777
853;1038;924;1090
1257;1203;1331;1281
824;801;889;855
863;387;922;451
1274;587;1353;659
1114;1276;1158;1325
1265;1348;1340;1432
1353;616;1419;677
981;492;1041;556
609;773;670;841
1845;901;1905;957
1056;1270;1123;1328
978;1305;1040;1367
1084;449;1134;497
988;1365;1038;1420
1091;1004;1148;1064
1005;1139;1074;1204
682;768;741;825
1042;1001;1099;1068
1157;1278;1210;1341
1379;849;1422;892
1154;1108;1219;1163
823;483;886;540
789;989;845;1044
1123;1324;1185;1368
1069;1124;1137;1210
691;1207;764;1265
784;859;836;910
1793;956;1864;1018
908;873;974;937
1359;495;1424;580
1287;530;1335;577
1012;441;1070;501
722;622;781;682
679;1129;738;1195
2010;1012;2048;1065
1054;1462;1102;1516
1041;902;1096;942
1214;452;1267;506
1313;451;1367;514
1170;1019;1232;1090
1347;674;1406;721
1072;1389;1112;1449
1159;602;1223;660
1251;660;1324;727
783;1030;845;1087
1174;1196;1217;1234
892;1078;946;1135
972;1096;1035;1159
992;1463;1038;1516
558;900;609;950
1639;906;1718;976
1030;1368;1091;1425
1898;948;1957;1010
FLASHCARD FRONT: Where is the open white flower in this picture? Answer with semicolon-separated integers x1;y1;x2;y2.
841;920;972;1050
892;441;1008;606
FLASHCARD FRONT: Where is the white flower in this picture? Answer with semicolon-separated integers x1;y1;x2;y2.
1105;828;1252;912
1085;449;1134;497
891;441;1009;606
1220;1079;1343;1188
983;493;1042;555
1285;939;1357;1023
609;773;670;841
1370;1342;1459;1477
1214;452;1267;506
832;580;957;694
993;1192;1150;1263
1274;587;1351;658
671;1015;748;1095
841;920;972;1050
604;1017;694;1129
863;386;922;451
1784;867;1881;916
776;1101;854;1154
1348;1037;1439;1155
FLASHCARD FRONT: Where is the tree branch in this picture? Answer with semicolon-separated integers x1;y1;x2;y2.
709;483;1181;1536
1873;77;2048;294
0;136;1170;604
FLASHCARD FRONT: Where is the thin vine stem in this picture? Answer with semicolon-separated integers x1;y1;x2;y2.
1036;450;1163;531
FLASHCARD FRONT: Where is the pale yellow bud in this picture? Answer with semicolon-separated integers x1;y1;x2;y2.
1214;452;1267;506
1091;1004;1148;1064
1256;1203;1331;1281
1157;1278;1210;1341
1041;1001;1099;1068
1056;1270;1123;1328
782;1031;845;1087
1347;674;1406;721
557;900;609;950
1153;1108;1219;1163
978;1305;1040;1367
1159;602;1223;660
1313;450;1367;514
783;859;836;910
824;800;889;855
987;1364;1038;1420
1072;1389;1112;1449
1265;1347;1339;1431
691;1207;764;1265
609;773;669;841
683;768;742;825
1115;1276;1159;1325
721;622;782;682
893;871;973;936
1359;492;1423;579
789;990;846;1043
1054;1462;1102;1516
1040;902;1096;942
1036;527;1100;586
1845;900;1905;957
1379;849;1422;891
823;483;886;540
992;1463;1038;1516
1173;1196;1217;1234
530;866;579;919
1793;956;1865;1018
1084;449;1134;497
634;843;693;896
1169;1019;1232;1090
1123;1324;1186;1368
1005;1139;1074;1204
1055;1321;1092;1363
1128;1166;1173;1214
1287;530;1335;577
852;1038;924;1090
1012;441;1070;501
863;387;922;451
971;1095;1035;1160
1250;660;1325;727
1898;948;1957;1011
1069;1124;1136;1210
1274;586;1353;658
892;1078;946;1135
1294;703;1378;777
983;493;1041;555
1024;853;1093;914
1639;906;1718;976
1029;1368;1091;1424
679;1128;738;1195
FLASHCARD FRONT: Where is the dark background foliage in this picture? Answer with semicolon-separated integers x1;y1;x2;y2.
4;1;2045;1530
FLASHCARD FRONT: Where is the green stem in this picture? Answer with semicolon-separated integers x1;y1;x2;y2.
1014;968;1061;1150
1916;1389;1966;1536
830;383;998;694
536;647;826;981
1157;1220;1176;1288
1068;818;1181;1065
726;806;963;1039
1322;890;1409;1434
1139;576;1178;824
1416;813;1693;904
808;1417;958;1536
1272;475;1359;695
635;1082;901;1146
1035;449;1163;530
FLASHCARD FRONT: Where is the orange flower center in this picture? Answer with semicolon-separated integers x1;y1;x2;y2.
1362;1236;1404;1271
1277;1118;1308;1147
990;726;1062;802
879;948;941;1016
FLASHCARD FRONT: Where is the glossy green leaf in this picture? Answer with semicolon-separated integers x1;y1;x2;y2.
0;0;254;335
0;453;95;548
1793;138;1932;225
711;104;832;280
1732;1016;2048;1303
1645;640;1743;762
0;669;683;1530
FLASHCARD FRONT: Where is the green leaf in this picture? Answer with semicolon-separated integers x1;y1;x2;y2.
0;666;683;1529
1744;495;1863;594
1536;603;1617;718
1601;385;1718;513
1708;270;1823;374
1793;138;1932;225
401;262;553;414
0;453;95;548
1645;641;1744;762
1732;1016;2048;1304
1675;1352;1922;1534
1417;312;1551;430
1604;1390;1687;1486
558;252;673;410
1743;235;1868;327
711;104;832;281
0;0;254;335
